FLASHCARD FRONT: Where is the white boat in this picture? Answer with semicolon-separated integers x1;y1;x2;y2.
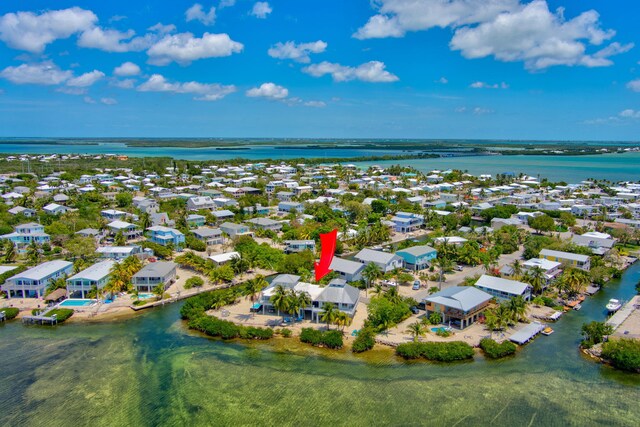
606;299;622;312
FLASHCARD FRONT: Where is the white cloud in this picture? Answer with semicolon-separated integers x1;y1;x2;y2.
0;62;72;85
100;97;117;105
146;32;243;65
473;107;494;115
268;40;327;63
251;2;272;19
111;78;136;89
450;1;618;70
84;96;96;104
304;100;326;108
469;81;508;89
436;77;448;84
77;26;153;52
114;61;141;76
219;0;236;9
67;70;105;87
619;109;640;119
627;79;640;92
354;0;518;39
137;74;236;101
355;0;629;71
302;61;399;83
186;4;216;25
246;82;288;100
56;86;87;95
0;7;97;53
147;22;176;34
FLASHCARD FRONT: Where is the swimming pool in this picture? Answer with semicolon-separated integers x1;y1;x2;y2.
58;299;96;307
138;293;154;299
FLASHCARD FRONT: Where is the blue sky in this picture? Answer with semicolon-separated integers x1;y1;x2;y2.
0;0;639;140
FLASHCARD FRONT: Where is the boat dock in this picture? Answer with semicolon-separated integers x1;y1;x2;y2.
509;321;545;345
607;295;640;331
22;312;59;325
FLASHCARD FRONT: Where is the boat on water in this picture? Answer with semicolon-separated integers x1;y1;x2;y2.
606;299;622;312
542;327;554;336
573;303;582;311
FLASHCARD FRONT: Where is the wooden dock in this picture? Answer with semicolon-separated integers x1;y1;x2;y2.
22;312;59;325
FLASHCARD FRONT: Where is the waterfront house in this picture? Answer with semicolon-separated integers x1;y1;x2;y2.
433;236;468;246
131;261;177;292
284;240;316;254
329;257;365;282
522;258;563;284
66;260;115;298
96;245;142;260
220;222;252;239
390;212;424;233
423;286;493;329
396;245;437;271
147;226;185;248
474;274;531;301
2;260;74;299
1;222;50;250
192;227;223;246
354;248;404;273
540;249;590;271
570;233;616;256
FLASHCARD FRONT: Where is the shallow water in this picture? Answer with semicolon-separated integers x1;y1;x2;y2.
1;264;639;426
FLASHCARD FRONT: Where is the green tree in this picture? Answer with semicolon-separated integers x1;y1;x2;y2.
320;302;338;330
406;320;425;342
26;240;41;265
116;192;133;208
362;262;382;296
114;230;126;246
523;266;546;295
2;240;16;263
270;284;290;320
581;321;613;347
528;214;555;235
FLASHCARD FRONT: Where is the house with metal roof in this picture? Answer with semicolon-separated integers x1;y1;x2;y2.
246;217;283;232
66;260;115;298
2;260;74;299
96;245;142;260
208;251;240;266
220;222;252;239
131;261;177;292
570;234;616;255
354;248;404;272
107;220;142;240
474;274;531;301
1;222;50;250
540;249;590;271
192;227;223;246
390;212;424;233
147;226;185;248
396;245;437;271
329;257;365;282
423;286;493;329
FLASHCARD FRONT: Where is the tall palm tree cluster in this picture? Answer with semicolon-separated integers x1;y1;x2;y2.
484;296;528;332
270;284;312;322
319;302;352;331
104;256;142;297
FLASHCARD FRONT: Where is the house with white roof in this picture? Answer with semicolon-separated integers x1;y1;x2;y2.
209;251;240;266
107;221;142;240
329;257;365;282
2;260;74;298
474;274;531;301
192;227;223;246
96;245;143;260
354;248;403;273
66;260;115;298
131;261;177;292
1;222;50;250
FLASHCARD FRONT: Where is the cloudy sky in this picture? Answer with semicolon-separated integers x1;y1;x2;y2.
0;0;639;140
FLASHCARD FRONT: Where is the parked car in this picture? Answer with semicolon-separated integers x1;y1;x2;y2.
412;281;421;290
410;306;420;314
455;265;464;271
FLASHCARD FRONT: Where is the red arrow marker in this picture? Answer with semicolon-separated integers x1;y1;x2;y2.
314;229;337;282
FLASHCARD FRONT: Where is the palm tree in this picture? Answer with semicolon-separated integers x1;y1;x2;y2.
335;311;351;331
406;320;425;342
245;275;268;301
139;212;151;230
524;266;546;295
362;262;382;296
561;268;590;297
270;284;289;320
511;259;523;280
26;240;40;265
114;231;126;246
320;302;338;330
384;286;402;304
371;283;384;297
506;295;528;323
2;240;15;263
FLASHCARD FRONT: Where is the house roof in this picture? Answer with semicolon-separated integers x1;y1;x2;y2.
540;249;589;262
475;274;530;296
8;260;72;281
67;260;115;282
396;245;437;257
208;252;240;263
132;261;176;278
329;257;365;275
193;227;222;238
424;286;492;312
354;248;402;265
316;281;360;305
